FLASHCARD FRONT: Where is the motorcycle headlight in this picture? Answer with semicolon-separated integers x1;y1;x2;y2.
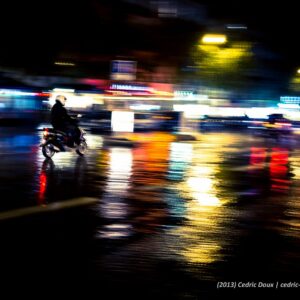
43;129;49;138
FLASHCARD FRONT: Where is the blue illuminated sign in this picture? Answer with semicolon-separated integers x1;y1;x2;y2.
280;96;300;104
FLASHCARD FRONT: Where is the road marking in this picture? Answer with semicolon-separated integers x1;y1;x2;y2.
0;197;98;221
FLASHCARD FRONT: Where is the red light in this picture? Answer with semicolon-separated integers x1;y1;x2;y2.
37;93;50;97
250;147;267;165
270;148;290;192
38;173;47;205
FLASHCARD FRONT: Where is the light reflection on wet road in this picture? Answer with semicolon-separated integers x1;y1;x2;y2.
0;130;300;298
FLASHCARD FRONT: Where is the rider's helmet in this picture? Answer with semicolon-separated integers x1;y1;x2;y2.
56;95;67;106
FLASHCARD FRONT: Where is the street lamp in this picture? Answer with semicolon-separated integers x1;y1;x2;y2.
297;68;300;74
201;34;227;45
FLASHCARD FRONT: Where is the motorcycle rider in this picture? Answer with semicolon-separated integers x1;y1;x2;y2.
50;95;80;146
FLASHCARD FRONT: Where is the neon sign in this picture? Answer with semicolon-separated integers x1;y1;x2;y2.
110;84;153;92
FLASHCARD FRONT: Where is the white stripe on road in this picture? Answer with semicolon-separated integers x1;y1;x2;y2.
0;197;98;221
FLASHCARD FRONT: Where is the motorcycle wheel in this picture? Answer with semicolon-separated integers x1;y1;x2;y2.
42;144;55;158
76;141;87;156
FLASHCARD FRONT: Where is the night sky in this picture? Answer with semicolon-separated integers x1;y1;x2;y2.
0;0;299;73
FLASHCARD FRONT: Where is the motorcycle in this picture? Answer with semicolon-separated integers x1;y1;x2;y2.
40;119;87;158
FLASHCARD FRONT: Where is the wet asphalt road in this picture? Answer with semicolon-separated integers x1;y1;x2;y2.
0;129;299;298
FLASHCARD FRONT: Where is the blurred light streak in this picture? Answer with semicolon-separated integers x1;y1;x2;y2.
169;142;193;162
102;96;174;101
86;135;103;150
182;244;222;264
278;103;299;109
108;148;133;183
97;224;133;239
173;104;209;118
0;89;37;96
111;111;134;132
129;104;161;110
53;88;75;93
166;134;238;264
168;142;193;181
38;172;47;205
250;147;267;166
98;148;132;220
245;107;279;119
270;148;290;192
226;24;248;30
201;34;227;44
54;61;75;66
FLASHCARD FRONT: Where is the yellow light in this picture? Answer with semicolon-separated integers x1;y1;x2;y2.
297;69;300;74
182;244;221;264
201;34;227;44
54;61;75;66
165;133;239;266
154;90;174;97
